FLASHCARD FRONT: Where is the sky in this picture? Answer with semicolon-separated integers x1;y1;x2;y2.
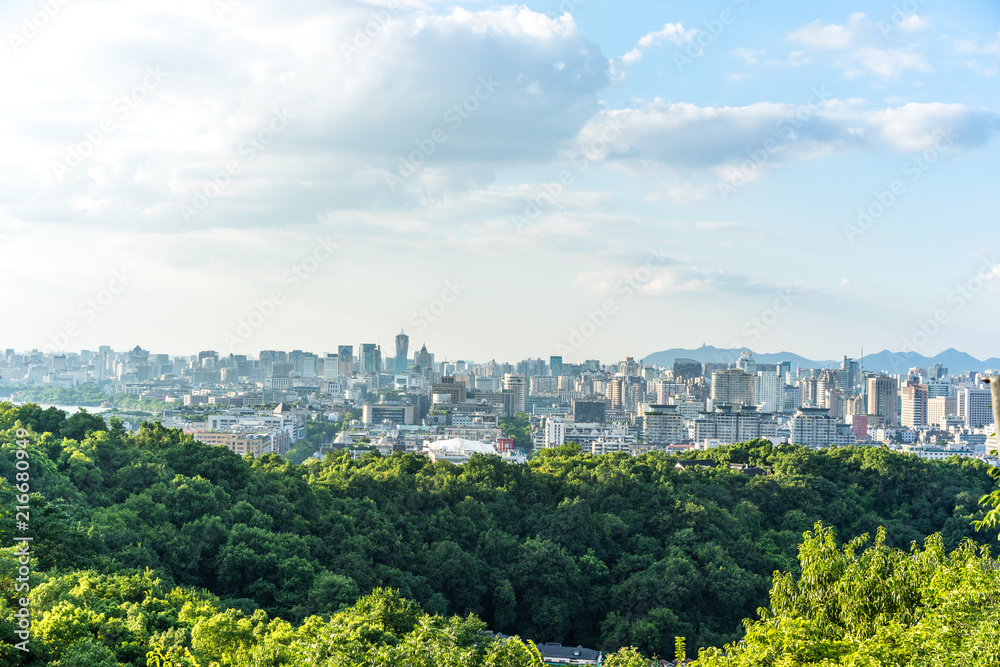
1;0;998;364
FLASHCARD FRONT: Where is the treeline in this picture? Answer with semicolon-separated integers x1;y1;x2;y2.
1;400;998;664
10;383;173;412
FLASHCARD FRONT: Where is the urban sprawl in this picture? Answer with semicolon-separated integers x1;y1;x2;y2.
3;333;997;468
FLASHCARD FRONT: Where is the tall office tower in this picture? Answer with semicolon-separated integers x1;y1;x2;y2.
711;368;754;406
929;363;948;381
609;376;624;409
642;405;685;444
957;387;993;428
926;381;951;399
572;399;606;423
337;345;354;377
737;350;756;376
414;344;433;372
867;375;899;425
838;357;861;394
656;381;686;404
783;384;801;411
673;358;702;381
619;357;640;377
754;370;783;413
503;373;527;413
927;396;958;427
777;360;793;384
900;383;928;428
549;356;564;377
302;353;317;377
394;330;409;374
431;376;466;405
359;344;381;374
323;353;339;379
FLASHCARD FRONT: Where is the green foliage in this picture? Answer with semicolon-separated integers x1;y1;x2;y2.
10;384;173;412
3;404;1000;663
694;522;1000;666
603;646;651;667
499;412;532;450
973;465;1000;538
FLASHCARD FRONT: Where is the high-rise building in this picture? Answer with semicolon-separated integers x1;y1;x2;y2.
394;330;409;374
572;399;606;423
619;357;640;377
790;406;855;447
431;376;466;405
900;383;928;428
642;405;685;444
337;345;354;377
609;376;624;409
929;363;948;381
323;353;339;380
503;373;527;413
673;358;702;381
867;375;899;425
359;344;381;374
737;350;756;377
957;388;993;428
414;344;433;373
710;368;754;406
549;356;564;377
777;360;793;383
927;396;958;427
754;370;783;413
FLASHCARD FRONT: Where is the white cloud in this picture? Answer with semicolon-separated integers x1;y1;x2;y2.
784;13;933;80
575;99;998;171
619;22;697;65
0;2;610;231
731;48;765;65
788;13;866;52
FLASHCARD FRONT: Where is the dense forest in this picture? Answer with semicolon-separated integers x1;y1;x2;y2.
1;401;999;665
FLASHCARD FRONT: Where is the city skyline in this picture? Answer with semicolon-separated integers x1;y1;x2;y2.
7;339;1000;375
1;1;998;360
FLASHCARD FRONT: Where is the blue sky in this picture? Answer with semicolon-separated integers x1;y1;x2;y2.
0;0;998;363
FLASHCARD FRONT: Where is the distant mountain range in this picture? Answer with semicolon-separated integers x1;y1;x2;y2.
641;345;1000;374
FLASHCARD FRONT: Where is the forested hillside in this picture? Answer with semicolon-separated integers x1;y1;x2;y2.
1;401;998;665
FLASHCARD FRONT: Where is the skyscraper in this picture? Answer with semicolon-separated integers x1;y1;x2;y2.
957;387;993;428
394;330;409;374
549;356;563;377
503;373;526;413
900;382;928;428
414;344;433;372
867;375;899;425
337;345;354;377
359;343;381;374
710;368;754;406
